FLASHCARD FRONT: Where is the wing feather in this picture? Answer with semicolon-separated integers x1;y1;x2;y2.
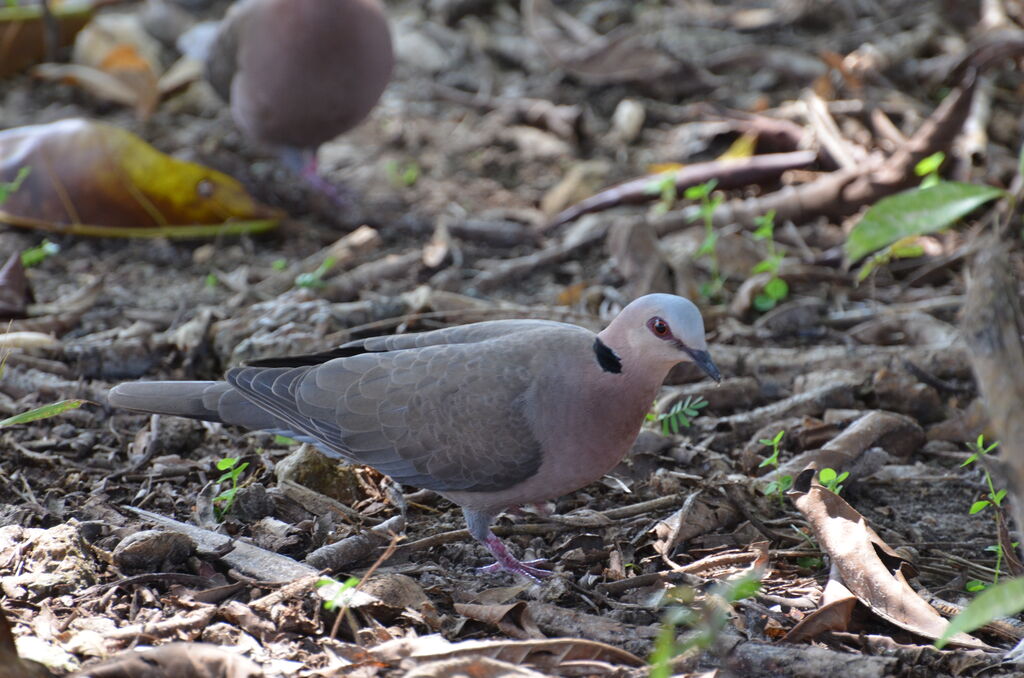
224;324;592;492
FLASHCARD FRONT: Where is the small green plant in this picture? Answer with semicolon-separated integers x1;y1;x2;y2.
295;256;336;289
646;395;708;436
963;435;1003;514
758;430;792;502
274;434;297;446
213;456;250;519
685;180;724;300
649;570;762;677
758;430;785;468
317;575;362;610
385;159;421;188
961;435;1011;588
915;152;945;188
204;272;219;289
21;239;60;267
645;171;679;215
818;467;849;495
749;211;789;311
271;258;288;271
0;167;30;205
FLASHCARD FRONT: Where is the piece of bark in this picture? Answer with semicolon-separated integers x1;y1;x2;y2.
123;507;318;583
961;241;1024;554
772;410;924;480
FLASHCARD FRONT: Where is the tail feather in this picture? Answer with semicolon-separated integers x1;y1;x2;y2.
108;381;287;432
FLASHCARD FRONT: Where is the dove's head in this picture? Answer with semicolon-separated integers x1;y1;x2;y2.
599;293;720;382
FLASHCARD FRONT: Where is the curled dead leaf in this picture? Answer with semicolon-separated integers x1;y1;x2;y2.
788;468;990;649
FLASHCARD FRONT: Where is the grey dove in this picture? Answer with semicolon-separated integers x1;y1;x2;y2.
108;294;720;578
204;0;393;196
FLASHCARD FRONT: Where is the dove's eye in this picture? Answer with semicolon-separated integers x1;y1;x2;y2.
648;316;671;338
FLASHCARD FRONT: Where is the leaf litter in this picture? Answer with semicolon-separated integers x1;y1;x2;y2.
1;0;1024;676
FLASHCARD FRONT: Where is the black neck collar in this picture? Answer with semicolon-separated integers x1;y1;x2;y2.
593;338;622;374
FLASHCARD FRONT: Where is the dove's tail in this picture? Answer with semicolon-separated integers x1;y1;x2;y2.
108;381;277;431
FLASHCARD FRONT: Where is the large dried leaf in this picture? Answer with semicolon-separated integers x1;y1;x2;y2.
0;0;94;78
68;642;262;678
33;13;166;119
371;634;643;670
784;564;858;643
789;469;990;649
0;119;280;237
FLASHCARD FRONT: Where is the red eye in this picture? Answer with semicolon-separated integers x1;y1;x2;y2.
648;316;671;338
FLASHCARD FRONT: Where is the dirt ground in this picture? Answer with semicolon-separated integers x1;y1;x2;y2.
2;0;1024;676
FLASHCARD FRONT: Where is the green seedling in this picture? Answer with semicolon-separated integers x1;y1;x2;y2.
818;467;848;495
750;211;789;311
649;570;762;678
758;430;791;502
645;171;679;215
295;256;336;289
0;167;29;205
317;575;362;611
646;395;708;436
758;430;785;468
963;435;1003;515
213;456;250;519
385;159;421;188
970;543;1019;590
204;272;219;289
271;258;288;272
685;180;725;300
961;435;1010;587
21;239;60;267
915;152;945;188
274;434;297;446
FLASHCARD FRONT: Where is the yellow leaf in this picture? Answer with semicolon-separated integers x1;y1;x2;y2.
718;131;757;160
646;163;685;175
0;118;281;237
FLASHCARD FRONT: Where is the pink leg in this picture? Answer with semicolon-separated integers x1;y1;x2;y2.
299;155;353;209
477;534;551;580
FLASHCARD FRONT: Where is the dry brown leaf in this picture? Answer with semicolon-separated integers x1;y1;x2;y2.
68;642;262;678
784;563;858;643
454;602;545;640
406;657;547;678
0;607;54;678
371;634;643;670
788;469;990;649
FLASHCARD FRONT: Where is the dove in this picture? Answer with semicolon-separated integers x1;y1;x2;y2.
108;294;720;579
203;0;394;198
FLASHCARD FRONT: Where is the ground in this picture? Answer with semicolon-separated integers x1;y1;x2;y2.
1;0;1024;676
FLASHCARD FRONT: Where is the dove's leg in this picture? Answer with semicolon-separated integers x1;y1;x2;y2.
278;147;353;209
464;508;551;580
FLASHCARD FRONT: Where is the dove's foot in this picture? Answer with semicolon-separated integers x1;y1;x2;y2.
278;147;355;211
478;534;551;580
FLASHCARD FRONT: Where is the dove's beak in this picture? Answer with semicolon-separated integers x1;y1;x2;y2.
685;348;721;383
